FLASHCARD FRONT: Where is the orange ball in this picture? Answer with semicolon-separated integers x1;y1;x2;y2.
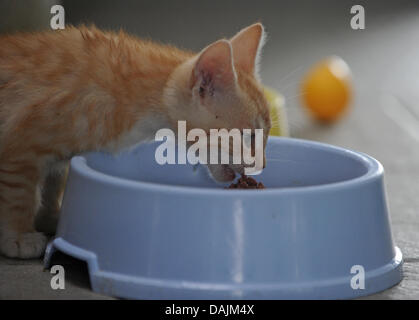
301;56;352;123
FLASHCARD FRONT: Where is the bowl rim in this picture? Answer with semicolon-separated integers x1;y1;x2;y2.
71;137;383;196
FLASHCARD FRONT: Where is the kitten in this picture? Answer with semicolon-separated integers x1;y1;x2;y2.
0;23;271;258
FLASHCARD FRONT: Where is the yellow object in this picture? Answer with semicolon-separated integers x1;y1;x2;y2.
301;56;352;123
263;87;289;136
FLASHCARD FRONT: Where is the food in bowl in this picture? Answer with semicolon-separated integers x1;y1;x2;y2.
225;174;266;189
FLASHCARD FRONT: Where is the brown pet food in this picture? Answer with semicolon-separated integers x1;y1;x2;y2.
226;175;265;189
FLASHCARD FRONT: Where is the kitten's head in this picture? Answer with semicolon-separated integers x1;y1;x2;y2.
165;23;271;182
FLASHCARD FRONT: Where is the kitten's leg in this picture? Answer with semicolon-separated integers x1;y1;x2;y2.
35;163;69;235
0;162;47;258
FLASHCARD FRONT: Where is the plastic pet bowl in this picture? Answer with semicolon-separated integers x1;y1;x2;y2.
44;137;402;299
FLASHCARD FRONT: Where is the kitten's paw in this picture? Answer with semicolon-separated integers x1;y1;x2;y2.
0;232;48;259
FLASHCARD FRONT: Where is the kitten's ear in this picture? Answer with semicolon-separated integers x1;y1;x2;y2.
230;23;266;77
191;39;236;99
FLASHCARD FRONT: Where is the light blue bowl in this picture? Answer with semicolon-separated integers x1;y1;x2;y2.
44;137;402;299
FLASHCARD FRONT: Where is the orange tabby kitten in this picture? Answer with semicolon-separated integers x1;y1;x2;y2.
0;23;271;258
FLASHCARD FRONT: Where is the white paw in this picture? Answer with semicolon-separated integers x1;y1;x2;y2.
0;232;48;259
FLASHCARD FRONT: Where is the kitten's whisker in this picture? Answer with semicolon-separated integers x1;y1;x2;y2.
284;92;307;101
276;65;304;87
277;81;304;93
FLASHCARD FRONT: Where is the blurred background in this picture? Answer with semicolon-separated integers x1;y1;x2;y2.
2;0;419;174
1;0;419;143
1;0;419;298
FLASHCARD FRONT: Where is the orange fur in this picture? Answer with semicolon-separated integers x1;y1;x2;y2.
0;23;271;258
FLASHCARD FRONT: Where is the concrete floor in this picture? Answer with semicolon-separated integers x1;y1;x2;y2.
1;0;419;299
